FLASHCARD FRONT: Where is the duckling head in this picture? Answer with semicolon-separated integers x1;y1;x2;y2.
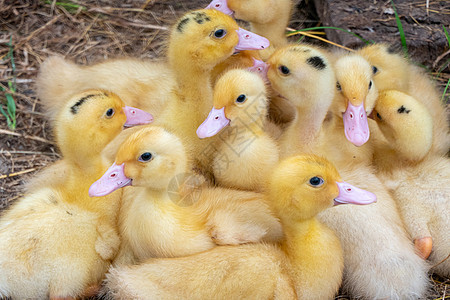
89;126;187;196
333;54;378;147
267;45;335;111
357;44;410;92
197;69;267;138
372;90;433;161
55;90;153;161
268;155;376;221
169;9;269;71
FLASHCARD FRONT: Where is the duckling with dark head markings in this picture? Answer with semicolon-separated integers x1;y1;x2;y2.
90;125;282;264
370;90;450;277
196;69;278;192
103;154;376;300
267;44;336;158
0;90;152;299
267;46;431;299
157;9;269;177
357;43;450;154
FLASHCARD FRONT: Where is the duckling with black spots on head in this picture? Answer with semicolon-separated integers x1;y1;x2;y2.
37;9;268;130
267;46;430;299
103;154;376;300
89;125;282;265
196;69;278;192
356;43;450;154
156;9;269;175
0;90;152;299
371;90;450;277
267;44;336;157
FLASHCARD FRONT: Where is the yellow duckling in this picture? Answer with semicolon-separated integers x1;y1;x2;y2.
267;44;336;157
196;69;278;191
155;9;269;174
90;125;282;264
208;0;294;58
371;90;450;277
267;46;430;299
103;155;376;299
357;43;450;154
0;90;152;299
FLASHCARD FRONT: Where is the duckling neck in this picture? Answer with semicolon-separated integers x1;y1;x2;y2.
281;218;337;272
285;104;327;147
143;188;173;205
281;218;321;252
169;54;214;104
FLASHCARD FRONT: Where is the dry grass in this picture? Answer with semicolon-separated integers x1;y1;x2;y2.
0;0;448;298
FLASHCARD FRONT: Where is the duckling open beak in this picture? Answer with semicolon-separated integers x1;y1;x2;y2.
123;106;154;127
235;28;270;51
197;107;230;139
334;181;377;206
342;102;370;147
205;0;234;15
89;163;132;197
247;58;269;82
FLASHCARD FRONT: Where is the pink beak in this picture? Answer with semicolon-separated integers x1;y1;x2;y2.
342;102;370;147
334;181;377;206
247;58;269;81
197;107;230;139
123;106;154;127
205;0;234;15
235;28;270;51
89;163;132;197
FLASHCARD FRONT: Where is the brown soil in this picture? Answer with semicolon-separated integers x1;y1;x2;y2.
0;0;448;298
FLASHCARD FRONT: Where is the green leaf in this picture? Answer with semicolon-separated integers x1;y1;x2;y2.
390;0;408;57
441;78;450;103
443;26;450;48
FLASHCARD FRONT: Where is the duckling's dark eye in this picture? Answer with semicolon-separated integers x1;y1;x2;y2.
308;176;324;187
236;94;247;103
372;66;378;74
369;80;373;90
376;112;382;120
214;29;227;39
279;65;290;75
336;81;342;91
138;152;153;162
105;108;115;118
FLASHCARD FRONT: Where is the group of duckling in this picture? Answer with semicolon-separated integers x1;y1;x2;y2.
0;0;448;299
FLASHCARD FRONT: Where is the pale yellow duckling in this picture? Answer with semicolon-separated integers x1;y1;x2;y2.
103;155;376;299
267;44;336;157
0;90;152;299
357;43;450;155
371;90;450;277
208;0;294;58
267;46;430;299
196;69;278;191
90;125;282;264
